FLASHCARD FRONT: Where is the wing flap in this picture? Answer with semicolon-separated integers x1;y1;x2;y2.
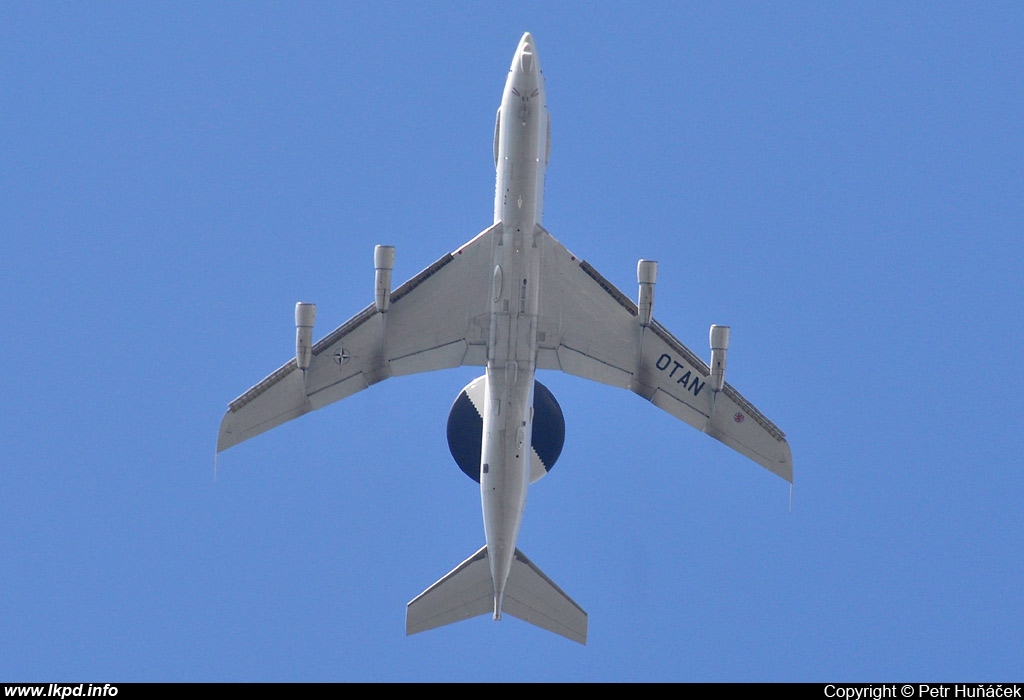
390;339;470;376
307;372;370;411
649;387;708;432
555;345;634;388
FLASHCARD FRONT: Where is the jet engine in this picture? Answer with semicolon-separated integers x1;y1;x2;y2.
637;259;658;326
709;324;730;392
294;302;317;370
374;245;395;313
447;375;565;484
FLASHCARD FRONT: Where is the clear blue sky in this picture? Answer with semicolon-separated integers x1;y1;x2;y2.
2;2;1021;681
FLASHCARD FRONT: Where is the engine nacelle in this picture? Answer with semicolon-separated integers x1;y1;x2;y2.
374;245;395;313
709;324;730;392
447;375;565;484
637;259;658;326
295;302;317;370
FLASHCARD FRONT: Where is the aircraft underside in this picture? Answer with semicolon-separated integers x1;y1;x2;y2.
217;33;791;645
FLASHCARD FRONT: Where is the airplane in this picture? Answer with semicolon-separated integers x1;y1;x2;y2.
217;32;792;645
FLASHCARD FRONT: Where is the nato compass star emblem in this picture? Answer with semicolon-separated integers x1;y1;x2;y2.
333;347;351;365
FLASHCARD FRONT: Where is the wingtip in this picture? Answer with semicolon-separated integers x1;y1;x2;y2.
779;440;794;484
216;410;238;453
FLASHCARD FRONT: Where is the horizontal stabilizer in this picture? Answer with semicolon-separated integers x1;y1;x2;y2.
504;549;588;645
406;545;493;636
406;545;587;644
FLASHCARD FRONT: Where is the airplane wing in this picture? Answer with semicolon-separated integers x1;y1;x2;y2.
217;223;500;452
535;226;792;482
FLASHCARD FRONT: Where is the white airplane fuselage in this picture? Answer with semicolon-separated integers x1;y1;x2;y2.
481;32;547;618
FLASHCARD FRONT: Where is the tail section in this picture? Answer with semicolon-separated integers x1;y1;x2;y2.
406;545;493;636
406;545;588;645
503;548;588;645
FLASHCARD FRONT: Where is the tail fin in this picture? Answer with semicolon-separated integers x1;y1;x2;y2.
406;545;588;645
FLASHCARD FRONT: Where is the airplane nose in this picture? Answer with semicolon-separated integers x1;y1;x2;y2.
518;32;536;73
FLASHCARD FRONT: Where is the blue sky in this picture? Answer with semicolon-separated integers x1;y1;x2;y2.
2;2;1021;681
